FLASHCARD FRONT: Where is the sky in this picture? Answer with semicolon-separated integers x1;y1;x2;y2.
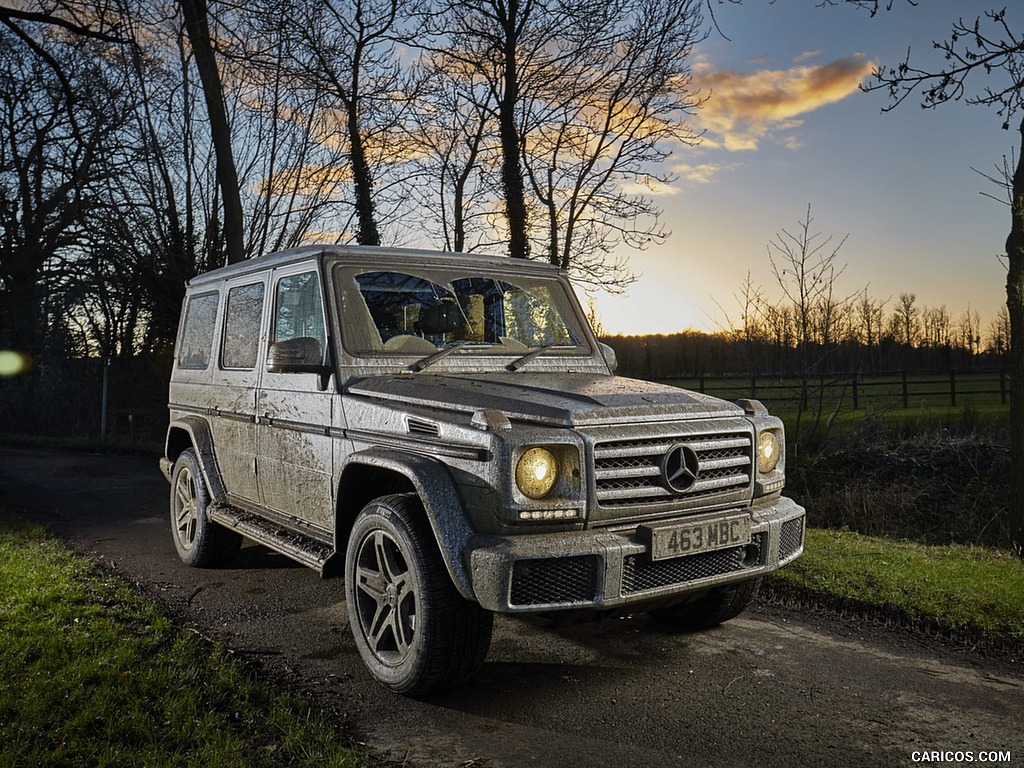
593;0;1016;336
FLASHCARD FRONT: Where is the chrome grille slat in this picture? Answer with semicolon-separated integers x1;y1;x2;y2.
698;455;750;472
594;465;662;481
599;485;675;502
594;442;673;459
594;437;750;458
691;473;751;493
681;437;750;452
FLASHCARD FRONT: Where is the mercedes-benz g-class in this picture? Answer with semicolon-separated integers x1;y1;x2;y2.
161;245;805;695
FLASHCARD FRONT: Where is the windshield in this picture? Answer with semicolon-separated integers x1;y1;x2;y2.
334;265;590;361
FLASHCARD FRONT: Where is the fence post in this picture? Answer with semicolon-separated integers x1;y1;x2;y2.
699;375;705;394
949;370;956;407
101;357;110;442
1001;369;1007;404
852;374;859;410
901;370;909;408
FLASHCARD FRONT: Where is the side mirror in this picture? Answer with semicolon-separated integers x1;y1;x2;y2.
267;337;333;391
267;337;324;372
598;342;618;373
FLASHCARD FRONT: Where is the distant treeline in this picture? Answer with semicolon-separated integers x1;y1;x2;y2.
602;320;1007;381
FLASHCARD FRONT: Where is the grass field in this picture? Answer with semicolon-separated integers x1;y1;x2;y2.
0;507;374;768
766;528;1024;650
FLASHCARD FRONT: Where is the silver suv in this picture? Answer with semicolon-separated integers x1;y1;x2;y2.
161;245;805;695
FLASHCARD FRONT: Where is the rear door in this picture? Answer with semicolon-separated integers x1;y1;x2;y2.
209;276;267;505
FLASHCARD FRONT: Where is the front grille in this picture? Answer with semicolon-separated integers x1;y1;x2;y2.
510;555;600;607
780;517;805;560
593;431;752;508
621;533;766;595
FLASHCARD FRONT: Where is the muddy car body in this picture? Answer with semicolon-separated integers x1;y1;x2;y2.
162;245;805;695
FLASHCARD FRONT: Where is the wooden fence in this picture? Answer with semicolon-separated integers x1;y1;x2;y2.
677;370;1011;411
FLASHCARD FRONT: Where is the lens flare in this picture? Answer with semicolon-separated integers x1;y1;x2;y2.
0;350;31;377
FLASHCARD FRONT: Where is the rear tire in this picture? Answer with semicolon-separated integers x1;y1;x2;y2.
345;494;492;696
650;577;762;630
169;449;242;567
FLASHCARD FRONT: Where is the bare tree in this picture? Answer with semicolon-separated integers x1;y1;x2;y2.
0;25;127;355
856;5;1024;552
889;292;920;363
854;290;887;371
730;271;767;394
521;0;705;290
423;0;603;260
281;0;416;247
956;306;982;358
406;61;496;253
987;305;1011;356
921;305;951;350
418;0;704;288
178;0;245;265
767;205;852;449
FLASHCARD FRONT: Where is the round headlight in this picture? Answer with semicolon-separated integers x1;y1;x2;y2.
756;432;781;474
516;447;559;500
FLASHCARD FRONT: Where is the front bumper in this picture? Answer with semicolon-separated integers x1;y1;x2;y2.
467;495;805;613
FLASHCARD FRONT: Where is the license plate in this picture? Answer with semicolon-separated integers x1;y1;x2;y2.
646;516;751;561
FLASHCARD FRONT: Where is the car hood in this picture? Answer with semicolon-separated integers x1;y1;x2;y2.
345;372;744;427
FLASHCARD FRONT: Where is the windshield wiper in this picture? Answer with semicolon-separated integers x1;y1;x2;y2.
507;343;565;372
411;341;490;372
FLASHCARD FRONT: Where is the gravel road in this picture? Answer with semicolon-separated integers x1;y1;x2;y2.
1;445;1020;768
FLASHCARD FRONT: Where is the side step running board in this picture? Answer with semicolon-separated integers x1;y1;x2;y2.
208;504;340;577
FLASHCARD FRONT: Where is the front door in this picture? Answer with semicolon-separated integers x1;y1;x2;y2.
256;266;335;535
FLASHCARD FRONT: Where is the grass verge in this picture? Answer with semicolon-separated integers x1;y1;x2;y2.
764;528;1024;655
0;507;374;768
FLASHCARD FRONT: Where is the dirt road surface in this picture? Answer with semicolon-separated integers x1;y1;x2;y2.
1;445;1021;767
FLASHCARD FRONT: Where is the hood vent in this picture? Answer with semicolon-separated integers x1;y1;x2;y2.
406;417;441;438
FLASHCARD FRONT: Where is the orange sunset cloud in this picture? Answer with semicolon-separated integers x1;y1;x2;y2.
694;53;876;152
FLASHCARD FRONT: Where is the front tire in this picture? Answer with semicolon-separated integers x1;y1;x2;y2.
345;494;492;696
169;449;242;567
650;577;762;630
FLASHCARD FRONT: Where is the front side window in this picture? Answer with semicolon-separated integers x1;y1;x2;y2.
272;271;326;364
178;291;219;370
221;282;265;369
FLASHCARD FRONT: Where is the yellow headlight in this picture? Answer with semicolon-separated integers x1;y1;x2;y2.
756;432;781;474
516;447;559;499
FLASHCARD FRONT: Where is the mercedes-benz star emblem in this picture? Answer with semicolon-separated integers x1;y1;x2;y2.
661;444;700;493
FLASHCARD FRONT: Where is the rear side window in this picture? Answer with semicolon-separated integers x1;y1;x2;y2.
221;283;265;369
178;291;219;370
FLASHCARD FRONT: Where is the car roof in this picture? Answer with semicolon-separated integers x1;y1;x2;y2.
185;245;566;288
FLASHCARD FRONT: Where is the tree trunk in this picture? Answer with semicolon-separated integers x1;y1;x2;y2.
1006;118;1024;556
3;257;42;356
179;0;245;266
499;0;529;260
348;96;380;246
546;167;559;265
